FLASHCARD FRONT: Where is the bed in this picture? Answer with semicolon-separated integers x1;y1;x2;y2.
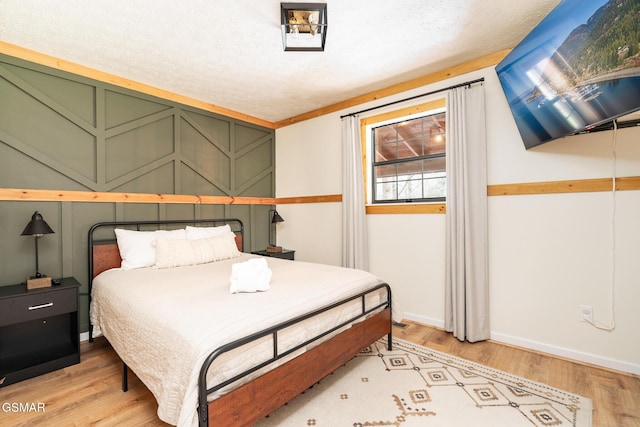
87;218;392;427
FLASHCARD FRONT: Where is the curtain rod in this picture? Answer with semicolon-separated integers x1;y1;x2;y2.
340;77;485;119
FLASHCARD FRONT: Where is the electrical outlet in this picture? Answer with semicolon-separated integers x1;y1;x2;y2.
579;305;593;323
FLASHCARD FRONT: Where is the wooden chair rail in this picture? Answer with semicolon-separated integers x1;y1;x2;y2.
1;176;638;208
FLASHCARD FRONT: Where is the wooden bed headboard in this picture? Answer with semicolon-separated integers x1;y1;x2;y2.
88;218;244;280
87;218;243;343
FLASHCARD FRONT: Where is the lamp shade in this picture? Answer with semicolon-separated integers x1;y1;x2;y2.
271;210;285;224
21;211;55;236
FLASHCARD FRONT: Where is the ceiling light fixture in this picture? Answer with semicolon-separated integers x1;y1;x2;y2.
281;3;327;51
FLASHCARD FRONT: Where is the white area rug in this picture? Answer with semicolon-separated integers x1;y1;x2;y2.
256;337;592;426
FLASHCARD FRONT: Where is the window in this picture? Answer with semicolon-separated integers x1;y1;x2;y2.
371;112;446;203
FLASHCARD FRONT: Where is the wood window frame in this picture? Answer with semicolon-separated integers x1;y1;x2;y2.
360;99;447;214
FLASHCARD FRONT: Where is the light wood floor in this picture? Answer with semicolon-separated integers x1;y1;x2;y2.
394;321;640;427
1;320;638;426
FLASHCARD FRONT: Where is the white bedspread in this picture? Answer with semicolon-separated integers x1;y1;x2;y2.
90;254;388;426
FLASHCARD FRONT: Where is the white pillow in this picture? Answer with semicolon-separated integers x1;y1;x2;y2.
114;228;187;270
155;232;241;268
185;224;231;240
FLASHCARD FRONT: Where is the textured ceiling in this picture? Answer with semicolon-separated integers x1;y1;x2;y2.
0;0;561;123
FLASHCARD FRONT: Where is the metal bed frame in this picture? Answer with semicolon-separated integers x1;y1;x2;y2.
88;218;244;330
87;218;392;426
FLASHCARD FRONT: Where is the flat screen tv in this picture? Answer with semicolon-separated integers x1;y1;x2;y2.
496;0;640;149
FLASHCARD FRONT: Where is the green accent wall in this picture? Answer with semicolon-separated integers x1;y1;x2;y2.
0;54;275;333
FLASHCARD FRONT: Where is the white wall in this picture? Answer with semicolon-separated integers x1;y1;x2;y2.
275;66;640;374
274;113;343;266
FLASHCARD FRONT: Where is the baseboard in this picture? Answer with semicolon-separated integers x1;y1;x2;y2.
490;331;640;376
402;312;640;376
402;313;444;329
80;331;90;343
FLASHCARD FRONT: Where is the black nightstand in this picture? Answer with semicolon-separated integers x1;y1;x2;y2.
251;249;295;260
0;277;80;387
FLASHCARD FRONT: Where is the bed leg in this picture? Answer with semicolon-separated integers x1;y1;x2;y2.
122;362;129;392
198;402;208;427
387;330;393;351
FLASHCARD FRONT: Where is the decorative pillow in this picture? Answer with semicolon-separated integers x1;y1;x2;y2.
155;232;241;268
114;228;186;270
185;224;231;240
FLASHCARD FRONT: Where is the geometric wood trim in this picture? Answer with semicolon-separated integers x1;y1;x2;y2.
0;65;98;136
0;41;276;130
0;130;98;190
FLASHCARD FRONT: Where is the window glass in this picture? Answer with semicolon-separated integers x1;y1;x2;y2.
371;112;446;203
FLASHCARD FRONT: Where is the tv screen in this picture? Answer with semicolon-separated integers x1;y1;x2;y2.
496;0;640;149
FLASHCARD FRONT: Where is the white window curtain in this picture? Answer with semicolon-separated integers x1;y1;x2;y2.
341;115;369;270
444;83;489;342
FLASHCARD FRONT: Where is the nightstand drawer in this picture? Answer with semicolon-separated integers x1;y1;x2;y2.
0;277;80;387
0;287;77;327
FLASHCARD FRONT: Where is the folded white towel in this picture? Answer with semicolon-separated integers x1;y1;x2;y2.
229;257;272;293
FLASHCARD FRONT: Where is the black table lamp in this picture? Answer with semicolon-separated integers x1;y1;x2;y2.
268;209;284;252
21;211;55;280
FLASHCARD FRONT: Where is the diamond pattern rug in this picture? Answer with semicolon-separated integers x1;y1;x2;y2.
256;337;592;426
